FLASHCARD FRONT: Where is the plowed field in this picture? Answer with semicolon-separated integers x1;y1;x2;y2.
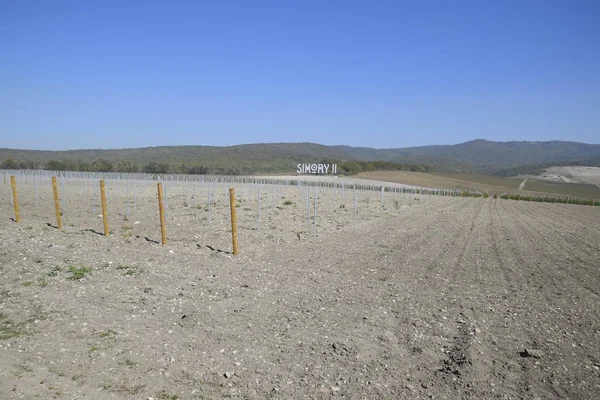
1;187;600;399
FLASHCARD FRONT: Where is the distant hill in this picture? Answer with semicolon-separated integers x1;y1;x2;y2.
0;143;352;174
1;139;599;175
334;140;600;173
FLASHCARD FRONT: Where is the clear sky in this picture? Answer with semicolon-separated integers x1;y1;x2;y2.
1;0;599;150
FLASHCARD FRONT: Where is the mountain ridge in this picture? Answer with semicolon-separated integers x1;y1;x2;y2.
2;139;600;176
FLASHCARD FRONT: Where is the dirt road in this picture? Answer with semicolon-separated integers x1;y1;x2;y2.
1;197;600;399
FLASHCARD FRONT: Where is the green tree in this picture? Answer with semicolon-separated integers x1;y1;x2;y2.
0;157;18;169
116;160;139;173
187;165;208;175
18;160;35;169
91;158;114;172
143;162;170;174
61;159;79;171
46;160;65;170
77;160;92;171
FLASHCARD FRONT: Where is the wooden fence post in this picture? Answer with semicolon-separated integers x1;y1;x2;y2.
11;175;20;223
229;188;239;255
100;179;109;236
52;176;63;229
157;182;167;245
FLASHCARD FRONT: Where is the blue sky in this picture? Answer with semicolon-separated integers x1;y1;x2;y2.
1;0;599;150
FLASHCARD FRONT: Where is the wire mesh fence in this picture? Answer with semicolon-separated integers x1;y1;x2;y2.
3;169;542;252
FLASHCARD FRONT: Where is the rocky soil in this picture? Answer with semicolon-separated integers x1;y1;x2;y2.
1;178;600;399
536;166;600;187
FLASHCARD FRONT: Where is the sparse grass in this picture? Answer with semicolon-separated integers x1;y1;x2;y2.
99;329;117;338
462;191;483;198
14;363;34;377
48;366;66;377
116;265;139;276
21;281;34;287
68;265;92;280
72;373;86;385
34;258;43;264
0;313;28;340
89;329;118;354
499;193;600;206
156;390;180;400
283;199;293;205
47;266;61;277
100;379;146;395
122;226;133;239
37;279;48;288
116;382;146;395
121;358;139;367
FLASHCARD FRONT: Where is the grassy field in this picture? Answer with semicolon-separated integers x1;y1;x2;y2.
356;171;600;198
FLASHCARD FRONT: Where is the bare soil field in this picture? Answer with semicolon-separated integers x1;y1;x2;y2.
357;170;600;198
355;171;524;193
1;177;600;399
534;166;600;187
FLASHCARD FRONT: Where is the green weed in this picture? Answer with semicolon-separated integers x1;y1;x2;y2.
99;329;117;338
0;313;28;340
68;265;92;280
156;391;179;400
116;265;139;276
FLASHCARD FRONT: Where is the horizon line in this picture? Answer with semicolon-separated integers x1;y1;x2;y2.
2;138;599;152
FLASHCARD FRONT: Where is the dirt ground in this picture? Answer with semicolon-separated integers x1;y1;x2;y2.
535;166;600;187
355;170;600;198
1;177;600;399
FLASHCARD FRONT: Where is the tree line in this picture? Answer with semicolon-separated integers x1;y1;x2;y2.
335;160;433;174
1;156;433;175
0;156;254;175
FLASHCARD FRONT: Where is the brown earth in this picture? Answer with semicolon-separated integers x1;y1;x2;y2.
536;166;600;187
1;177;600;399
356;170;600;198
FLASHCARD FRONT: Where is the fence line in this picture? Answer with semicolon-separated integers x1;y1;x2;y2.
3;170;598;253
